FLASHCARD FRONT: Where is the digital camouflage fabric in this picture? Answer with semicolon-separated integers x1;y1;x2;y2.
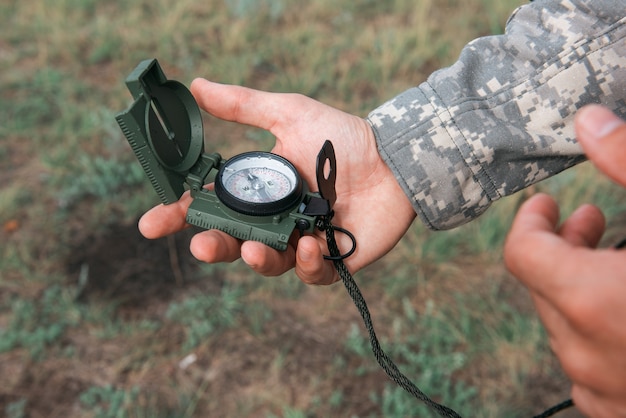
368;0;626;230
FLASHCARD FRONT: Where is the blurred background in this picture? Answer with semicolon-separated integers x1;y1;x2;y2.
1;0;624;416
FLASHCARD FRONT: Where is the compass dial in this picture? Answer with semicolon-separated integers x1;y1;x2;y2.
224;167;293;203
215;152;304;216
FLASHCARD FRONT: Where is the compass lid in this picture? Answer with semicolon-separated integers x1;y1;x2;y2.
116;59;205;204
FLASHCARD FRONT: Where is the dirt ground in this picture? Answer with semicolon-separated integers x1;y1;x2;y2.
1;219;399;417
1;214;589;417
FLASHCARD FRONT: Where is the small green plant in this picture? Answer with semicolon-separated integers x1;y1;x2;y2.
166;285;269;350
226;0;286;20
346;298;479;416
0;285;81;359
79;385;140;418
266;406;310;418
328;389;344;408
79;381;201;417
5;399;27;418
46;153;146;208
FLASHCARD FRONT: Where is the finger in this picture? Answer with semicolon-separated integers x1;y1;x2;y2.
505;192;560;251
189;230;241;263
557;203;605;248
576;105;626;186
531;297;626;399
138;192;193;239
190;78;284;131
295;236;339;285
529;292;567;344
570;385;605;418
504;193;564;291
569;385;626;418
240;241;295;277
505;194;615;307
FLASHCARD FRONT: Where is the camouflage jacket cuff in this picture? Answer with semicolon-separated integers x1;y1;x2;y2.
367;0;626;231
367;85;493;231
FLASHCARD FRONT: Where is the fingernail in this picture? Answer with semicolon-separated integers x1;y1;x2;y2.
240;253;257;269
298;248;313;262
578;105;625;140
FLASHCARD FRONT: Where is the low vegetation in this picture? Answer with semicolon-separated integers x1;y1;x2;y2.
2;0;624;416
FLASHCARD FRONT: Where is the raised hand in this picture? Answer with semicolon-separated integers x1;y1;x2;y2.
138;78;416;284
504;105;626;417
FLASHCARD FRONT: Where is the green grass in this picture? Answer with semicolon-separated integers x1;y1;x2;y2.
0;285;79;359
165;282;274;350
2;0;624;416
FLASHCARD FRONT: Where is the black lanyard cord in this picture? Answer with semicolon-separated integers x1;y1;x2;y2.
324;219;462;418
322;218;574;418
533;399;575;418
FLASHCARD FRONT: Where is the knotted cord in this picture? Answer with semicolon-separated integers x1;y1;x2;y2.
321;216;574;418
324;217;462;418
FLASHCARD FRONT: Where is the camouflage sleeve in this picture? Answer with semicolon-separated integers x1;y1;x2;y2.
367;0;626;230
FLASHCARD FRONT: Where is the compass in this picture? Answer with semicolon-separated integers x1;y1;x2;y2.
215;152;303;216
115;59;337;251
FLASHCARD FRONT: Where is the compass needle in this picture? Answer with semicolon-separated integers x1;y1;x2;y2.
244;169;273;201
215;153;304;216
151;99;184;158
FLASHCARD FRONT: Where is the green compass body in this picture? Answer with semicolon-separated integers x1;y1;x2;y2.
115;59;333;251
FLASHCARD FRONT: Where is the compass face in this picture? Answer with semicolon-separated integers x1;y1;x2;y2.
215;152;304;216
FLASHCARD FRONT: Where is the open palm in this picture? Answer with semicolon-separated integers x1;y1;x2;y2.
139;78;416;284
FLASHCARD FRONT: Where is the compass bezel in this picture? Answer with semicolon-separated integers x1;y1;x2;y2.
214;151;304;216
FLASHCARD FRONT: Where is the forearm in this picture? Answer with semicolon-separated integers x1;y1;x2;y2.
368;0;626;230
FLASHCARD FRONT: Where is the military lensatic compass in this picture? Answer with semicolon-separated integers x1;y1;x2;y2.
115;59;572;418
115;58;342;252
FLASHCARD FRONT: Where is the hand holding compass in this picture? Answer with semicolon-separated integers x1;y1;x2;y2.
132;62;416;284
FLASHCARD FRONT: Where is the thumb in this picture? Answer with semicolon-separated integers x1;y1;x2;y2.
576;105;626;186
189;78;282;131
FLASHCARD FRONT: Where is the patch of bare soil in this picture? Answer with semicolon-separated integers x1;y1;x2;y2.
1;221;390;417
3;205;604;416
176;292;388;417
66;222;215;313
1;222;205;417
